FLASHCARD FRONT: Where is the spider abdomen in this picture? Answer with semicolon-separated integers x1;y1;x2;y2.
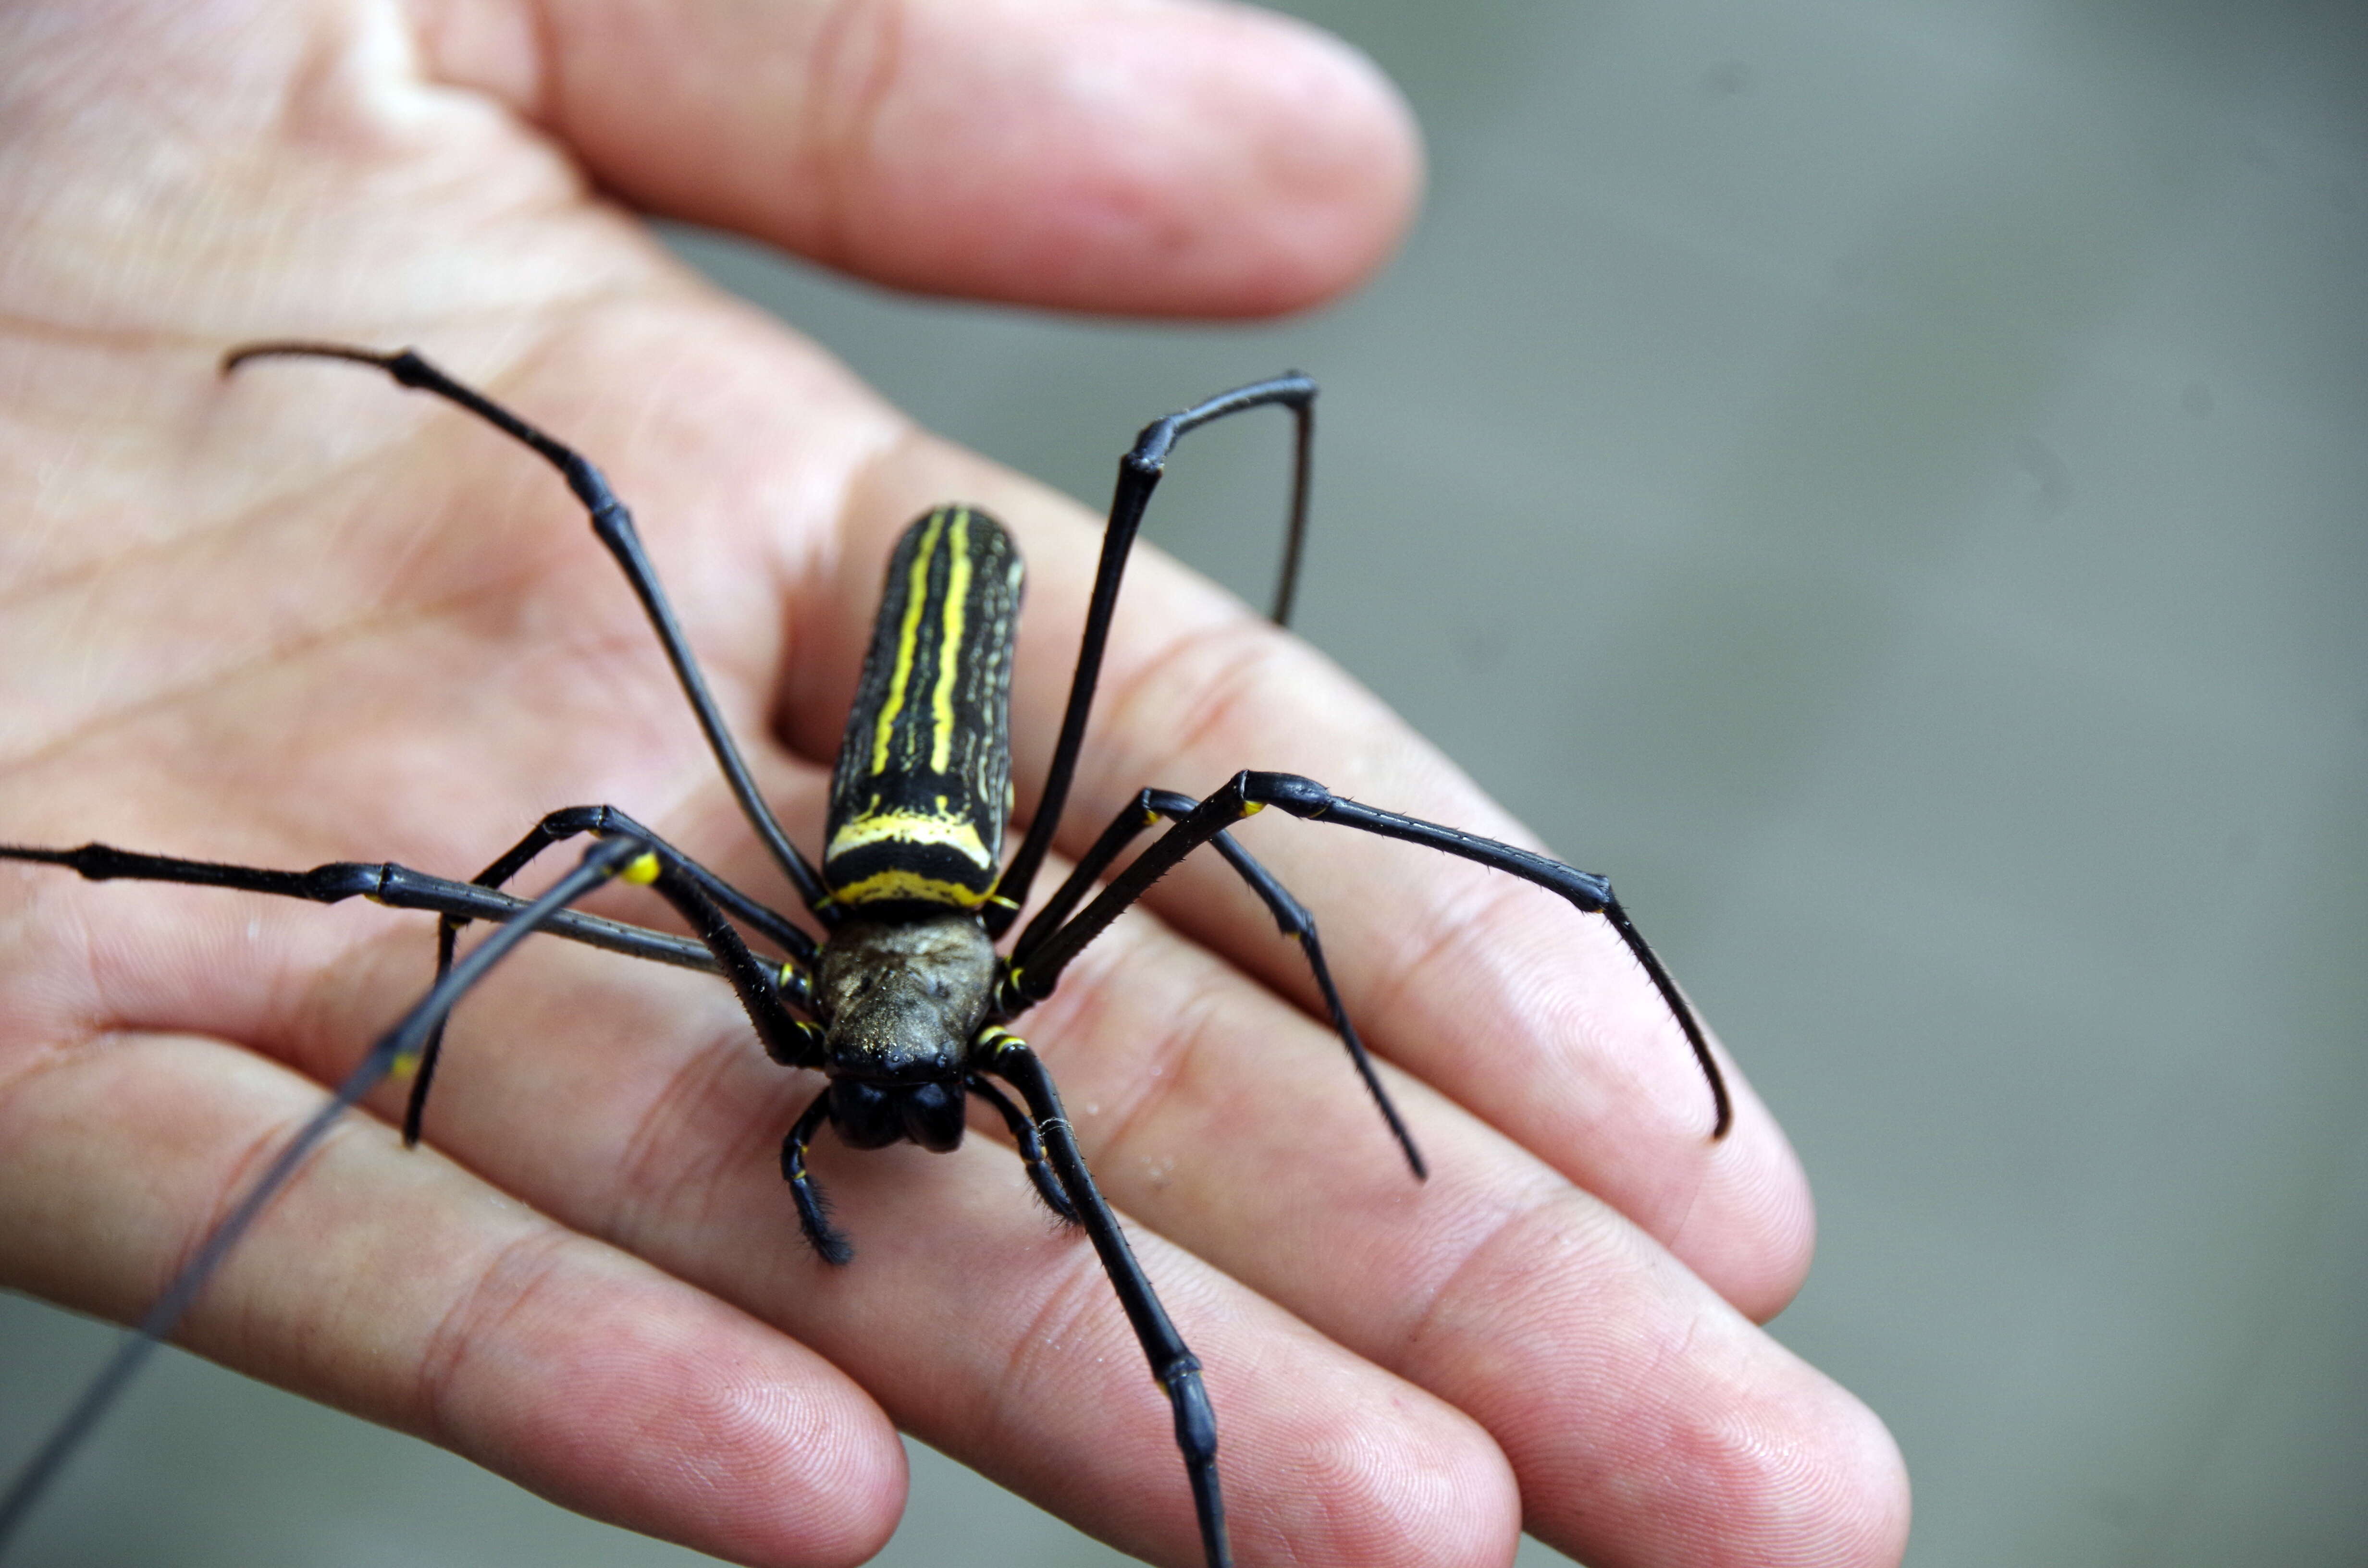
824;507;1025;913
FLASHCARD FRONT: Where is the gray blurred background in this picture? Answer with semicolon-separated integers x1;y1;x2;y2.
5;0;2363;1563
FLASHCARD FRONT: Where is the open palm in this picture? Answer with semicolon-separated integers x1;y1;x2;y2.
0;1;1906;1564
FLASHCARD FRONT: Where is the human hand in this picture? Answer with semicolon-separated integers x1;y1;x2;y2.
0;0;1907;1564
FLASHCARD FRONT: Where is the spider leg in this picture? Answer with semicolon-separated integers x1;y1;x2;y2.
0;835;823;1141
1003;789;1424;1178
967;1072;1078;1223
413;805;817;1144
443;805;814;961
0;837;649;1551
779;1090;851;1265
1007;771;1732;1140
220;342;837;921
976;1029;1230;1568
0;841;718;972
985;374;1317;937
585;844;859;1264
626;844;824;1074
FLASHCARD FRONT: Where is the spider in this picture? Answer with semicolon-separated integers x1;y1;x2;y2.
0;343;1730;1568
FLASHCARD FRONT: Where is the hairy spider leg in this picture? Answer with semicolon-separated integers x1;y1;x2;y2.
977;1029;1231;1568
1005;771;1733;1139
0;842;720;973
777;1091;851;1265
412;804;818;1144
0;836;650;1553
967;1073;1079;1223
0;834;834;1263
221;343;837;919
984;375;1317;937
1005;787;1426;1178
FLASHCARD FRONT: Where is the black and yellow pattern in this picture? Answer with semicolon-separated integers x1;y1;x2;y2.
824;506;1025;909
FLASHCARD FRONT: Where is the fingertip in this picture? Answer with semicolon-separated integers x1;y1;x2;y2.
1830;1385;1914;1568
1675;1071;1821;1323
444;1266;911;1568
1106;0;1426;317
782;0;1427;316
1703;1357;1913;1568
1232;1346;1521;1568
1678;1328;1914;1568
1331;1398;1523;1568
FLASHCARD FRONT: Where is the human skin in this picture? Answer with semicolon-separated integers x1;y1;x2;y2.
0;1;1910;1565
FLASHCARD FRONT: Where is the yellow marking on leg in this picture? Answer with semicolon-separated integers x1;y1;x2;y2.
621;850;662;885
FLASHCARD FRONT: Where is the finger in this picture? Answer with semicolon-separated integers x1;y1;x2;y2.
414;0;1422;315
0;1011;904;1567
778;429;1816;1318
976;884;1912;1568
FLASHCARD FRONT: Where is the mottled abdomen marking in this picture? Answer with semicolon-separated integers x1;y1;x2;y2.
825;506;1025;909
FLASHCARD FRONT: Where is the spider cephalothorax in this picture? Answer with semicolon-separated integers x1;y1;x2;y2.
812;914;998;1151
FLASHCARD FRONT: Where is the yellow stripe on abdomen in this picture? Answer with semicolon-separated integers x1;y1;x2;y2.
931;510;971;772
869;511;942;777
825;804;995;869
